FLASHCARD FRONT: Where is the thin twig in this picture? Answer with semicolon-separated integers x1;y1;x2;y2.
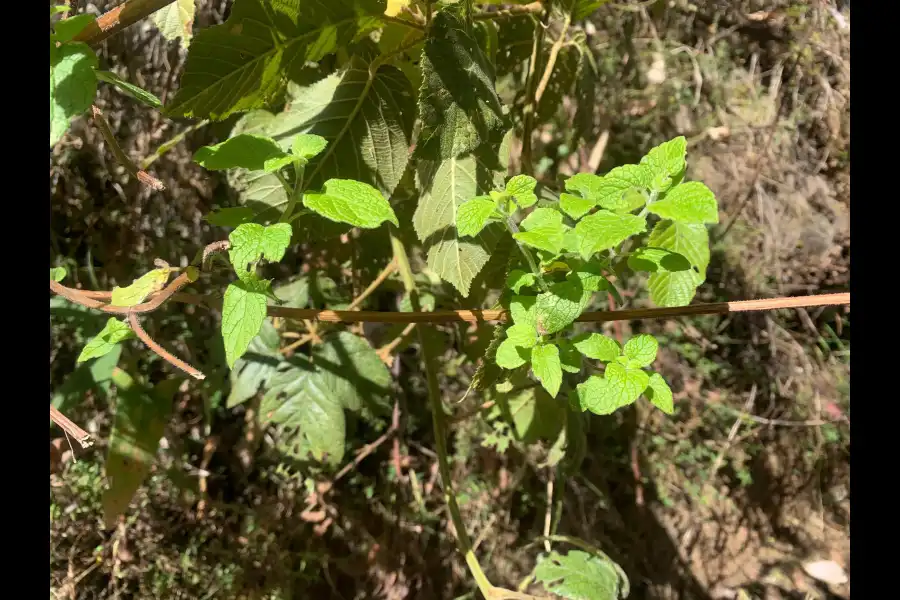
74;0;177;48
91;105;164;191
534;12;573;106
127;313;206;379
473;2;544;22
520;5;549;175
347;259;397;311
51;270;195;315
141;120;211;170
49;406;94;449
377;323;417;364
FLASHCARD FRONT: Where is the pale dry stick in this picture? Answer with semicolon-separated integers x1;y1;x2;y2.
127;313;206;379
74;0;178;47
377;322;417;364
543;476;554;552
473;1;544;22
681;384;758;554
49;405;94;449
91;106;165;191
196;436;218;520
141;120;211;170
586;129;610;172
534;11;572;106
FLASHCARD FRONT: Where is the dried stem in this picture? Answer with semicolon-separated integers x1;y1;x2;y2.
49;405;94;449
127;313;206;380
74;0;178;48
473;2;544;22
91;105;164;191
534;12;573;106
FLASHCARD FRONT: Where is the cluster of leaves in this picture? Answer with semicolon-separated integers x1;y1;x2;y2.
50;2;722;597
459;137;717;417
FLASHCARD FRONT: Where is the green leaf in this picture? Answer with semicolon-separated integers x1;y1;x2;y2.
506;323;538;349
228;319;280;408
626;247;691;273
645;373;674;415
150;0;195;48
506;269;537;294
513;207;568;254
304;179;398;229
102;375;177;528
496;339;531;369
50;267;67;282
558;339;582;373
535;550;628;600
646;220;709;307
414;143;508;296
572;333;620;361
623;334;658;367
531;343;563;397
53;14;95;42
272;277;309;309
221;277;269;368
110;268;172;307
256;58;415;199
228;223;292;274
605;362;650;408
50;42;97;147
648;182;719;224
205;206;255;228
560;193;595;220
570;210;645;260
566;164;651;212
491;373;564;443
194;134;292;173
510;294;538;328
506;174;537;208
291;134;328;160
165;0;384;119
457;196;498;237
640;136;687;192
51;5;71;17
94;70;162;108
260;332;391;464
78;318;135;364
534;279;592;336
416;10;508;159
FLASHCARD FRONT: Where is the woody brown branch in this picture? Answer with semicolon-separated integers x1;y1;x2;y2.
74;0;178;48
49;405;94;449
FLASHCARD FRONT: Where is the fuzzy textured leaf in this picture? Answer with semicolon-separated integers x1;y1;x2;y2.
623;334;658;367
304;179;398;228
260;332;390;464
534;280;592;336
572;333;620;361
94;70;162;108
535;550;628;600
646;220;709;307
414;143;508;296
50;267;67;282
457;196;498;237
570;210;646;259
166;0;385;119
195;134;292;173
506;174;537;208
256;58;415;198
514;207;568;254
645;373;674;414
648;181;719;224
566;164;651;213
640;136;687;192
496;339;530;369
560;193;595;220
50;42;97;147
626;247;692;273
506;269;537;294
416;10;508;159
78;318;135;364
228;223;292;273
558;339;582;373
531;343;563;397
222;277;269;368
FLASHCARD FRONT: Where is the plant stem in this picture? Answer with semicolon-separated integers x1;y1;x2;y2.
520;6;549;175
279;163;305;223
534;12;573;106
473;2;544;22
505;216;550;292
388;230;496;599
74;0;177;48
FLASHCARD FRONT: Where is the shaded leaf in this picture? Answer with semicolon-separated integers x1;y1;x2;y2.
228;319;280;408
50;42;97;147
303;179;398;228
535;550;628;600
103;374;177;527
94;70;162;108
194;134;292;173
78;318;135;364
150;0;195;48
416;10;508;159
506;269;537;294
205;206;255;228
222;277;269;368
166;0;384;119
